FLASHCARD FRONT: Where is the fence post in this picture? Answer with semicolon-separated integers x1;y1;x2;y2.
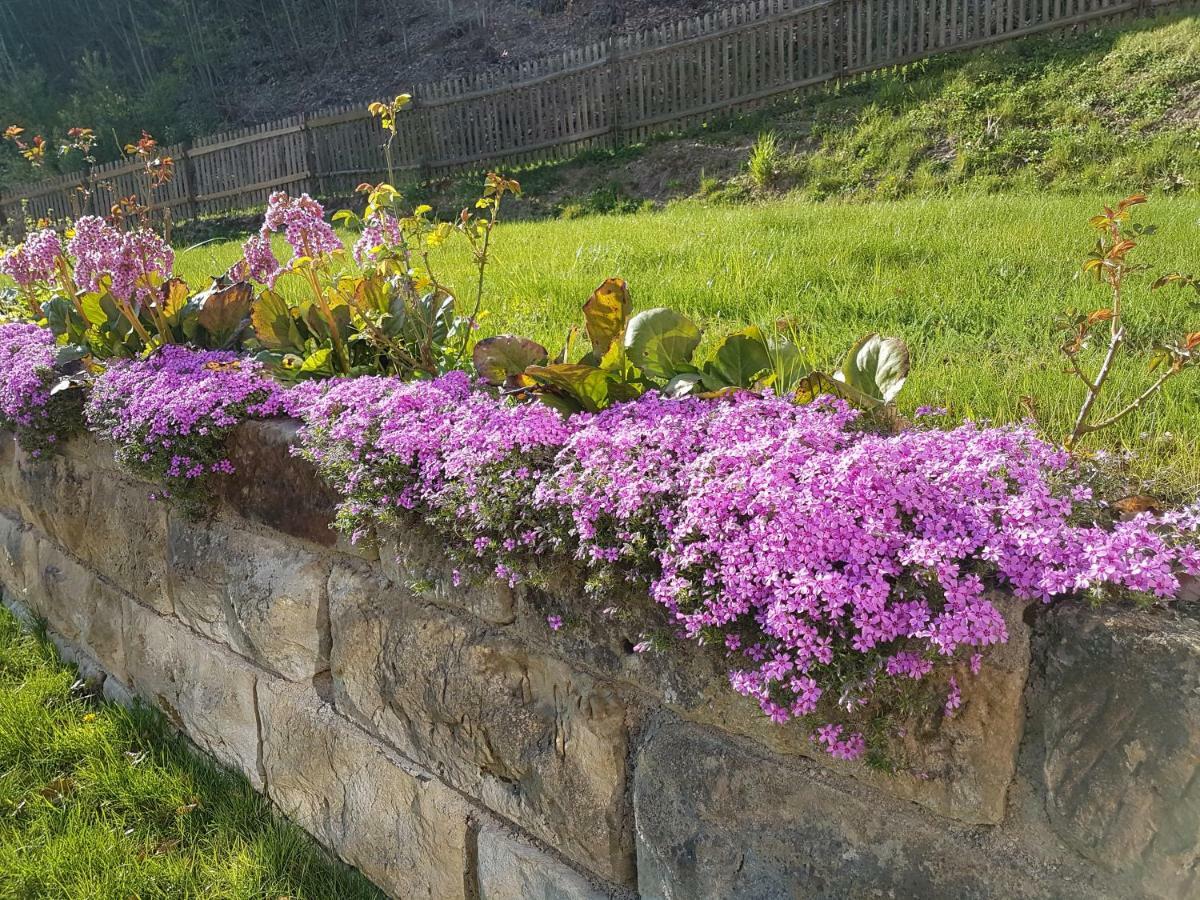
175;142;196;222
606;36;624;150
298;114;319;199
836;0;849;78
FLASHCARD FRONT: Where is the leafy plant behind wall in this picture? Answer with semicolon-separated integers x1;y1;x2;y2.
474;277;910;415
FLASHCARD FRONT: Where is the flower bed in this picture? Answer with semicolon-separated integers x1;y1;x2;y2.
2;333;1194;759
1;187;1198;762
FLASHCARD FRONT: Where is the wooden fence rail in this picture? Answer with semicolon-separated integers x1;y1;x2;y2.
0;0;1183;229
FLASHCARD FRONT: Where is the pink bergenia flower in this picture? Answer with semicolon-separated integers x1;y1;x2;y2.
352;212;403;267
242;234;281;286
0;228;62;287
67;216;173;303
260;191;343;260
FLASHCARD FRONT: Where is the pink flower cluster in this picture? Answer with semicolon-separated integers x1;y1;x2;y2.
352;212;403;267
243;192;343;287
0;322;81;454
296;384;1200;758
85;346;291;507
0;228;62;288
66;216;174;303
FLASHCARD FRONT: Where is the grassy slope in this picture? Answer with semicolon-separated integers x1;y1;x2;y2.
775;14;1200;200
178;191;1200;495
0;608;382;900
375;13;1200;219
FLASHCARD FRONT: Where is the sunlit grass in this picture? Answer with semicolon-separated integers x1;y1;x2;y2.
0;607;382;900
178;192;1200;495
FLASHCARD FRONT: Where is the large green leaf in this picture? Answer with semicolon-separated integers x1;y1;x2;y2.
41;296;84;342
526;363;633;413
706;326;772;387
473;335;549;386
582;277;632;359
251;290;305;351
624;308;701;381
194;280;253;348
835;333;910;403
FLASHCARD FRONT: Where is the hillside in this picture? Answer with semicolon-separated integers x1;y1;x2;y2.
384;12;1200;222
0;0;726;189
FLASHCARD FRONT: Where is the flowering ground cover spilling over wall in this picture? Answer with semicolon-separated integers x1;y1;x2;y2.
0;322;82;455
1;330;1198;758
294;371;1200;758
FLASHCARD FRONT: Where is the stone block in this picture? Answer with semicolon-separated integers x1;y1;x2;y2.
216;420;340;548
328;572;635;885
477;823;613;900
30;539;127;682
259;678;472;899
380;524;517;626
121;599;263;788
73;470;172;614
9;447;93;550
633;716;1106;900
166;513;331;680
1030;605;1200;899
0;511;38;604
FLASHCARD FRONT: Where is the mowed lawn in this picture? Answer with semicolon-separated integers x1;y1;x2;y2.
177;193;1200;495
0;607;382;900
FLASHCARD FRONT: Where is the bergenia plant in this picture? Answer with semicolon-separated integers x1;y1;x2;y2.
249;173;519;381
475;277;909;416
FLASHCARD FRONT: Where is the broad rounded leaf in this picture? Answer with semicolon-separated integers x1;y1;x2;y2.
158;278;190;322
526;363;617;413
194;280;253;348
252;290;304;351
835;333;910;403
706;326;772;387
624;307;702;381
473;335;549;385
582;277;632;359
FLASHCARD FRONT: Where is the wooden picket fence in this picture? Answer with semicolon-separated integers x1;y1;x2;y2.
0;0;1185;228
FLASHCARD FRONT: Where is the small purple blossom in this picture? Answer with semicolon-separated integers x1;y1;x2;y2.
547;614;564;631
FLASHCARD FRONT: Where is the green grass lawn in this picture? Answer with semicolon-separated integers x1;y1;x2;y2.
0;606;382;900
177;191;1200;497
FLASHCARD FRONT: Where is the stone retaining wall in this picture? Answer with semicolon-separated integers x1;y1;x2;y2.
0;425;1196;899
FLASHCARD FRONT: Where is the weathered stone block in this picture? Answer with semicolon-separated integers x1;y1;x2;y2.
73;470;172;614
216;420;340;548
0;511;38;604
28;538;128;682
9;448;93;550
380;525;517;626
1031;605;1200;899
477;823;613;900
259;678;472;899
121;599;263;788
328;566;635;885
167;513;331;680
634;716;1106;900
0;433;20;513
